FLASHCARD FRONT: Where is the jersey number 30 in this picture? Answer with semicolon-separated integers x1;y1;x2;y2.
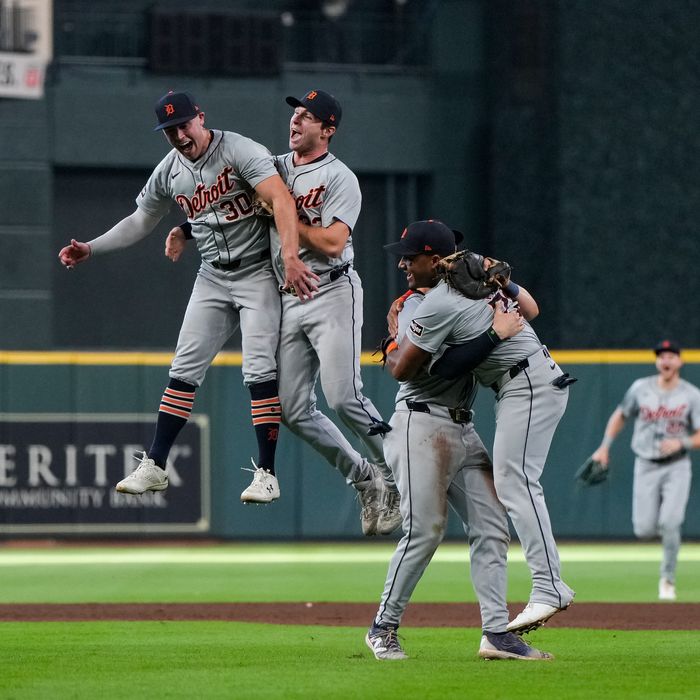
219;193;254;221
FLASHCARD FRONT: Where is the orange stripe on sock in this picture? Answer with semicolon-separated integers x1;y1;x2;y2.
251;397;280;406
165;388;196;399
159;405;191;419
251;406;282;416
162;397;193;409
252;417;282;425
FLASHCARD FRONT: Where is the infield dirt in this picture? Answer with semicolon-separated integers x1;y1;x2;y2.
0;602;695;629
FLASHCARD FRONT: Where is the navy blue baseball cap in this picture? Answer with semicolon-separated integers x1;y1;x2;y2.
654;339;681;355
154;90;201;131
384;220;464;258
286;90;342;127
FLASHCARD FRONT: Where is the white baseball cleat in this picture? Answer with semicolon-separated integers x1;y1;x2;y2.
365;624;408;660
240;460;280;504
506;598;573;635
355;471;383;536
115;452;168;494
658;578;677;601
376;487;402;535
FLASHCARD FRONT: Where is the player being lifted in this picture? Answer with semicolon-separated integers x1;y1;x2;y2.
58;90;318;496
167;90;402;536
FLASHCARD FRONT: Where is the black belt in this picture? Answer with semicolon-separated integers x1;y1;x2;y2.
280;262;352;296
210;248;270;271
490;347;552;393
328;262;352;282
649;450;687;464
405;400;473;425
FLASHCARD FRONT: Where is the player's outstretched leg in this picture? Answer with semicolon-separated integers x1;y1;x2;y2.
241;380;282;504
115;377;195;494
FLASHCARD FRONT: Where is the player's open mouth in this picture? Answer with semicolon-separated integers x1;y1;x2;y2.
177;140;194;154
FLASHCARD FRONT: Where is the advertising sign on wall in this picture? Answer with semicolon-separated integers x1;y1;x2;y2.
0;0;52;99
0;414;210;534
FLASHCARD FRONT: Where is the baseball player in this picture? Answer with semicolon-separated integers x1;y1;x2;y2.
366;220;554;661
400;232;576;636
591;339;700;601
270;89;400;534
58;90;317;497
167;90;401;535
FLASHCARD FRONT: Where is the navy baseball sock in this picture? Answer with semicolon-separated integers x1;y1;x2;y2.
249;379;282;475
148;378;196;468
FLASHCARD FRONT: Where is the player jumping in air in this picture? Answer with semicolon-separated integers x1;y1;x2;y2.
58;90;317;496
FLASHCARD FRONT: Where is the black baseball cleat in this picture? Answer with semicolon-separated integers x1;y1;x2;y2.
478;632;553;661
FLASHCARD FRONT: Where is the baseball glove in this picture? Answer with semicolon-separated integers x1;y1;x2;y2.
438;250;512;300
252;193;274;217
373;336;398;368
574;456;609;487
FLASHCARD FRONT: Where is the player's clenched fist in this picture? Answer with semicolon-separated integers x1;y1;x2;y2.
58;239;91;269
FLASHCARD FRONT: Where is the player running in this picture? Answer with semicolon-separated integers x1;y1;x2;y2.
591;339;700;600
58;90;317;496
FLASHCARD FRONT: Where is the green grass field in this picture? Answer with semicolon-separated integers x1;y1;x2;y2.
2;542;700;699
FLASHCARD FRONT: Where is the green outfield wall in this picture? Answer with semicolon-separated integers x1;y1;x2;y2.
7;0;700;354
1;351;698;541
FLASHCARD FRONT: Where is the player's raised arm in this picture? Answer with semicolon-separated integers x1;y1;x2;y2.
58;208;162;268
255;174;319;300
500;280;539;321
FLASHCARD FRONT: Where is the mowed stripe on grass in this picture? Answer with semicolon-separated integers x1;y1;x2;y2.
1;542;699;565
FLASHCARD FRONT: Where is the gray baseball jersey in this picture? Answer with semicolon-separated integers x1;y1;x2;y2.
269;152;360;283
405;282;575;610
620;377;700;460
271;151;393;488
374;292;511;633
413;283;542;387
138;129;282;386
618;376;700;582
138;129;275;263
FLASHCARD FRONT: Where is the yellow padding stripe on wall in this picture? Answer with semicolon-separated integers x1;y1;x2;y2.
546;349;700;364
361;349;700;365
2;349;700;366
0;351;242;366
